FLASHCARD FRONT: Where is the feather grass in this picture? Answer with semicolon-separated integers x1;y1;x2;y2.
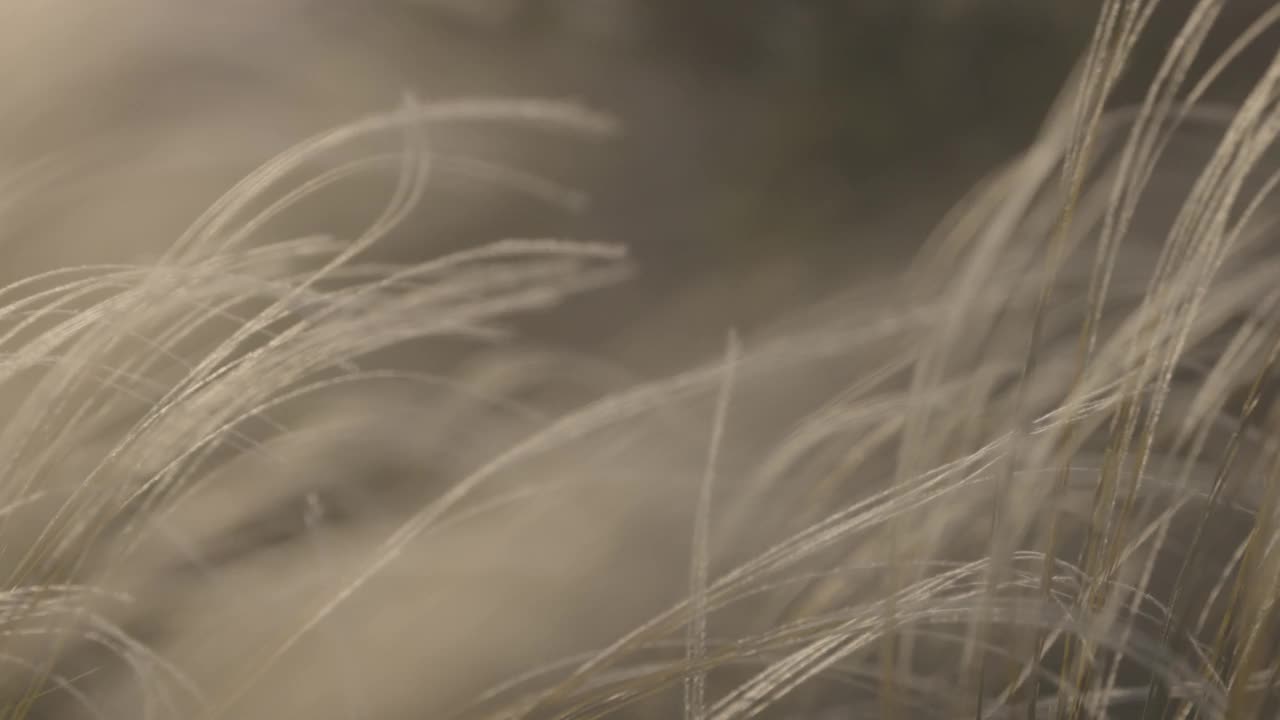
2;1;1280;718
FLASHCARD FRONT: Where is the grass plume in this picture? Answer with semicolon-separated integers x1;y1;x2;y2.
1;1;1280;718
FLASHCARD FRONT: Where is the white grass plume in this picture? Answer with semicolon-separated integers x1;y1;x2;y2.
2;1;1280;719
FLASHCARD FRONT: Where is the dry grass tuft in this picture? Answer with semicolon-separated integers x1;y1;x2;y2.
1;1;1279;718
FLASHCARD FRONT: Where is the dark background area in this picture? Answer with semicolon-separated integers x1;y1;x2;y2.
332;1;1103;369
387;1;1097;266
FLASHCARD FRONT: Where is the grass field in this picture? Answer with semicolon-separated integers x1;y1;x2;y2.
1;1;1279;718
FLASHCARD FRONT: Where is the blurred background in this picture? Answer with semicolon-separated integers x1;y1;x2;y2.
372;0;1100;368
5;0;1275;370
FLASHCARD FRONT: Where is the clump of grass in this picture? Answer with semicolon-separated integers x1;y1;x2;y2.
1;1;1279;719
